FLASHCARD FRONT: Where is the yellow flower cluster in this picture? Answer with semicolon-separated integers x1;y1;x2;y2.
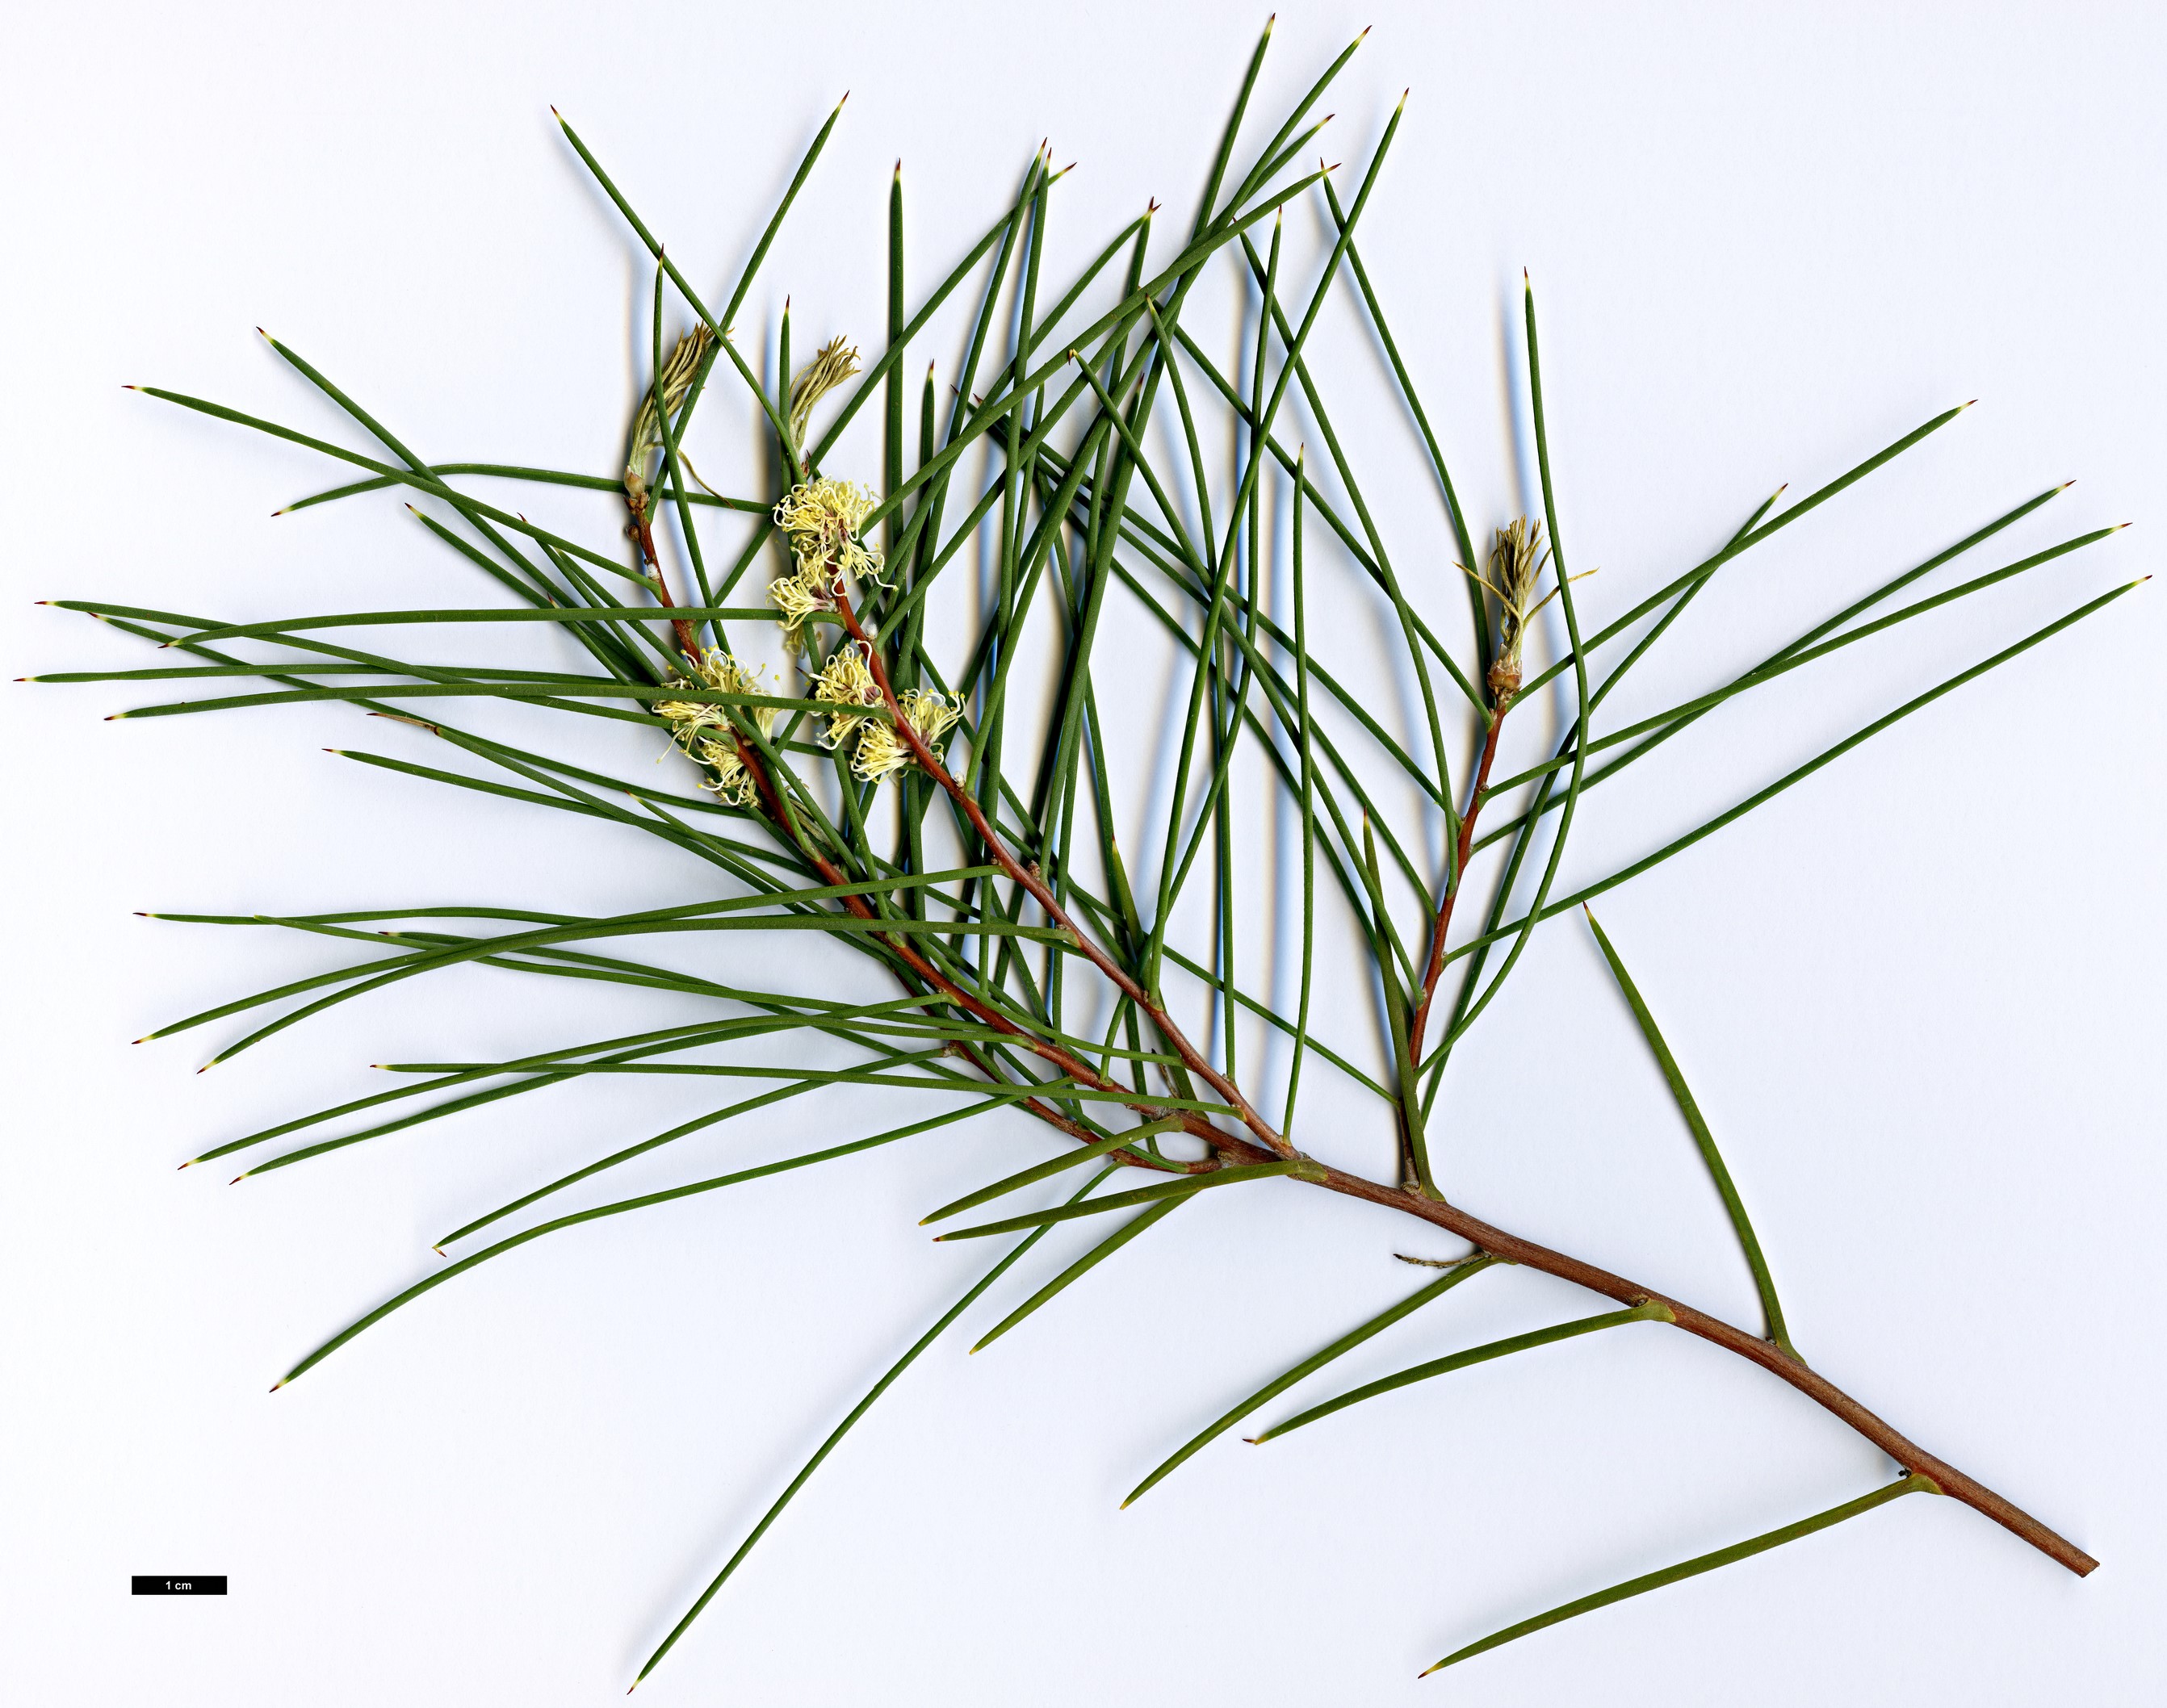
851;688;962;784
810;642;882;748
770;477;884;654
807;638;961;783
653;649;777;807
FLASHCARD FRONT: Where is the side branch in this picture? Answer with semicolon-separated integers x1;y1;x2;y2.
1408;696;1507;1065
835;592;1297;1161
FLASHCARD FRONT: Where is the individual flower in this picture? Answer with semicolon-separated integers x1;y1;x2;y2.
652;649;775;808
810;641;882;747
850;688;962;783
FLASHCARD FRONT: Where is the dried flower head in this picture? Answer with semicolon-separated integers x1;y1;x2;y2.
623;324;716;510
652;649;775;807
851;688;963;783
787;335;861;448
810;641;882;747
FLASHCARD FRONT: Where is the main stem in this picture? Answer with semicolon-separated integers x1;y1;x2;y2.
820;596;2095;1581
1286;1153;2098;1577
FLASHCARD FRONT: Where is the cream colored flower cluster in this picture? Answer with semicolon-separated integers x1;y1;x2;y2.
854;686;963;783
653;648;777;807
809;641;962;784
770;478;884;655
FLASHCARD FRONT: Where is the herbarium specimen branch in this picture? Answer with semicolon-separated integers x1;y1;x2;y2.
47;19;2128;1689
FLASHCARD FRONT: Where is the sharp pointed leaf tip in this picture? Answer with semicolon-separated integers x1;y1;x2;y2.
228;1174;245;1185
2060;479;2077;491
269;1382;283;1392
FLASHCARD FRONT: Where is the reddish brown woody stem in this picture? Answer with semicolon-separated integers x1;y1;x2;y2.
1407;691;1510;1068
627;502;705;663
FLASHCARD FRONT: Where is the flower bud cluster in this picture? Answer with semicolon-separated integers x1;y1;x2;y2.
623;324;716;513
1470;517;1553;703
786;336;861;449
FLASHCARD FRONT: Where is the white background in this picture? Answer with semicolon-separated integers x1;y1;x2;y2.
3;2;2163;1704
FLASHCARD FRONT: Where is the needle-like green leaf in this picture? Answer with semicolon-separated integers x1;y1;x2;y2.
1585;907;1798;1360
933;1158;1314;1241
919;1116;1187;1224
1419;1473;1939;1675
271;1101;1025;1388
1122;1254;1496;1507
968;1191;1193;1354
1250;1303;1673;1443
1447;579;2143;964
631;1166;1120;1688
